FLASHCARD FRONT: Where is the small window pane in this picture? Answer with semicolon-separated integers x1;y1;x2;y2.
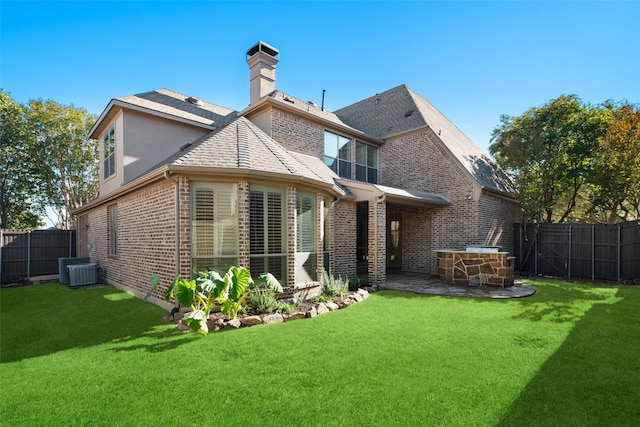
339;161;351;179
367;146;378;167
356;165;366;182
324;131;338;158
356;142;366;165
367;168;378;184
324;156;337;173
338;138;351;161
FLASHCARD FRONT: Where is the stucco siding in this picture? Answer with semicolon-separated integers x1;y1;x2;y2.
122;110;208;184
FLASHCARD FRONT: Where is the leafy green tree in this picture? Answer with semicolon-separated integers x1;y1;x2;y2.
490;95;611;223
0;90;43;229
27;100;98;229
590;103;640;222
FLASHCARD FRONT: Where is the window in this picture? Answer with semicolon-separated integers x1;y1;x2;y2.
103;125;115;179
356;141;378;184
250;185;286;281
324;131;352;179
191;183;237;274
296;192;317;282
108;204;117;256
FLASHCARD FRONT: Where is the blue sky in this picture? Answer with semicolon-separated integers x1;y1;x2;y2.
2;1;639;154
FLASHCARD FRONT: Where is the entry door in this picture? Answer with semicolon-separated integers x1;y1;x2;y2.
387;217;402;269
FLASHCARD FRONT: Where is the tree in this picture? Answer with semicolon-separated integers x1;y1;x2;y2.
27;100;98;229
590;103;640;222
490;95;611;223
0;91;43;229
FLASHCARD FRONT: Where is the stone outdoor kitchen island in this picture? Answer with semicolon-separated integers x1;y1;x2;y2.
436;248;516;287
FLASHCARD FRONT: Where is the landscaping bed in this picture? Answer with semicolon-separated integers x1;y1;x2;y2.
165;288;371;332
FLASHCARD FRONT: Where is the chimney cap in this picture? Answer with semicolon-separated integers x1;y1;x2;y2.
246;41;279;59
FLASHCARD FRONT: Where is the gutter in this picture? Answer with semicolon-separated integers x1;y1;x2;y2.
164;171;180;277
74;164;346;216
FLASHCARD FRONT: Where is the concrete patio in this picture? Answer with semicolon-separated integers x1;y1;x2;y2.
381;271;536;299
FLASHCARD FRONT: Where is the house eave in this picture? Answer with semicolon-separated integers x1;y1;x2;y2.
481;185;519;202
73;164;345;216
168;165;345;196
239;96;385;146
88;99;217;139
337;179;450;208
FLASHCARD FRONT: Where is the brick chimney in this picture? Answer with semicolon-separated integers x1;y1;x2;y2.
246;41;279;106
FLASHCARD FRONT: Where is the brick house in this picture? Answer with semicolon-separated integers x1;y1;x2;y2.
74;41;518;308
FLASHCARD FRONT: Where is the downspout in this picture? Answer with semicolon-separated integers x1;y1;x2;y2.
373;194;386;288
164;171;180;277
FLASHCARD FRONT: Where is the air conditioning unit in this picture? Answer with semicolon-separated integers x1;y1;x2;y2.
58;257;91;284
68;263;98;287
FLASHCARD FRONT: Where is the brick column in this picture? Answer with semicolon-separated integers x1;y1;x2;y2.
178;176;191;278
237;180;250;268
287;185;297;287
368;197;386;287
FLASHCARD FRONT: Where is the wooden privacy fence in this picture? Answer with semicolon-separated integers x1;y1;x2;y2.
513;221;640;282
0;229;76;284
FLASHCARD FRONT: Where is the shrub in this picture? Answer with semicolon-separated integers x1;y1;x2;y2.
147;266;282;335
319;268;349;297
247;288;279;314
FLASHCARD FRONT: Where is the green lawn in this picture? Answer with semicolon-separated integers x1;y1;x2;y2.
1;279;638;426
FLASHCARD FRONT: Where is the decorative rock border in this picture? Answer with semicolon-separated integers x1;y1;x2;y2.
163;288;371;333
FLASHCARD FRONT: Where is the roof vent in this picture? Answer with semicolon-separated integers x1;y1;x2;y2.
186;96;203;106
180;142;192;151
283;97;295;103
405;109;414;117
308;101;317;108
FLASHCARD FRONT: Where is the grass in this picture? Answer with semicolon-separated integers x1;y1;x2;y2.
1;279;638;426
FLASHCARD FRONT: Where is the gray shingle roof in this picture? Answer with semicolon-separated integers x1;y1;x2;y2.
334;85;515;194
169;117;338;188
116;88;237;127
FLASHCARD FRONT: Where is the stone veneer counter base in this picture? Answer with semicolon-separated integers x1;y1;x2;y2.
436;250;516;287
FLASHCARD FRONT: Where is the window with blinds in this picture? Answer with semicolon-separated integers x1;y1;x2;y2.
296;192;317;282
249;185;285;281
191;183;237;274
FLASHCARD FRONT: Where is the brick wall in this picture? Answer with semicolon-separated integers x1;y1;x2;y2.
389;204;434;273
270;108;325;158
477;192;521;254
83;175;343;307
84;179;177;308
380;128;518;271
332;200;356;277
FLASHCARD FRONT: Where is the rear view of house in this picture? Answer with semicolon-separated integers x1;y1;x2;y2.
74;41;519;307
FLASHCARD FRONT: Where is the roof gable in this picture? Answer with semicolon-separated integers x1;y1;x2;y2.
335;85;515;194
89;88;237;138
116;88;237;127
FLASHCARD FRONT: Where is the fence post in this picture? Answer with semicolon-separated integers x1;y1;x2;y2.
69;230;72;258
0;229;3;283
534;228;538;275
568;224;572;279
27;230;31;278
592;224;595;281
617;224;621;282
